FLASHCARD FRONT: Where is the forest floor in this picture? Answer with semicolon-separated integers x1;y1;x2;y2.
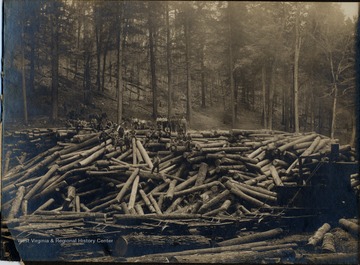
191;105;263;130
6;87;265;132
6;86;352;145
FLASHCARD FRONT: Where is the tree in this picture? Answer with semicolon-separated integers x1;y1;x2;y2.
116;2;124;124
148;2;158;119
50;1;60;121
293;3;301;133
307;3;355;138
166;2;173;119
181;3;193;124
21;13;28;124
227;2;235;128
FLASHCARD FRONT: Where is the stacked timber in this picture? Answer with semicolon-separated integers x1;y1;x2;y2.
2;126;358;261
2;128;357;220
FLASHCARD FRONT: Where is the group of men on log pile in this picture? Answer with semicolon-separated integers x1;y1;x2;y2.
66;113;190;173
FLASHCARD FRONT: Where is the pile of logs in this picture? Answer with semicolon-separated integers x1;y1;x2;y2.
2;126;358;261
123;218;359;263
3;128;356;219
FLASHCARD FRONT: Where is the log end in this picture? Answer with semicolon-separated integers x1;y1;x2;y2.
111;236;128;257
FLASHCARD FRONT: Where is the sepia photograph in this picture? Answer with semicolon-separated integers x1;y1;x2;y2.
1;1;359;263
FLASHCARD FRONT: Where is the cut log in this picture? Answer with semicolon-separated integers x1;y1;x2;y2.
157;194;164;210
165;197;183;214
128;175;140;210
32;198;55;214
174;181;222;197
195;162;208;186
170;248;295;263
4;151;12;175
224;181;271;208
228;180;277;202
78;147;106;167
59;134;100;155
135;148;144;163
203;199;231;216
80;203;90;212
8;186;26;219
132;138;137;165
201;146;250;153
278;134;317;152
139;189;156;213
148;194;162;215
21;199;28;215
234;181;277;197
121;202;130;214
307;223;331;247
115;168;140;203
174;175;198;192
135;204;144;215
74;195;81;213
339;218;359;235
136;139;153;169
269;166;284;186
159;155;183;171
129;241;268;261
14;152;60;184
216;165;246;173
244;174;267;186
198;190;230;214
321;233;336;253
112;235;211;257
165;179;178;201
24;165;59;201
272;159;289;167
66;186;76;202
116;148;133;161
217;228;284;247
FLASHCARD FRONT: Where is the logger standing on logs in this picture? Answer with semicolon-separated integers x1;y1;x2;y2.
180;116;188;134
151;152;161;174
185;133;192;151
115;124;125;151
124;132;131;150
164;126;171;138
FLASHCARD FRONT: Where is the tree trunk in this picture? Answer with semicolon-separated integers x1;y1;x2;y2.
95;21;102;92
329;51;338;139
166;2;172;119
201;43;206;108
185;14;192;124
101;38;109;92
51;7;59;121
311;82;315;131
228;3;235;128
293;3;300;133
318;96;322;134
29;33;35;95
262;65;267;129
21;24;28;124
149;5;157;120
116;4;124;124
268;61;276;130
330;83;338;139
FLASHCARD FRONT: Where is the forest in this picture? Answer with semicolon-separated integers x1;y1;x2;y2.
3;1;357;144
